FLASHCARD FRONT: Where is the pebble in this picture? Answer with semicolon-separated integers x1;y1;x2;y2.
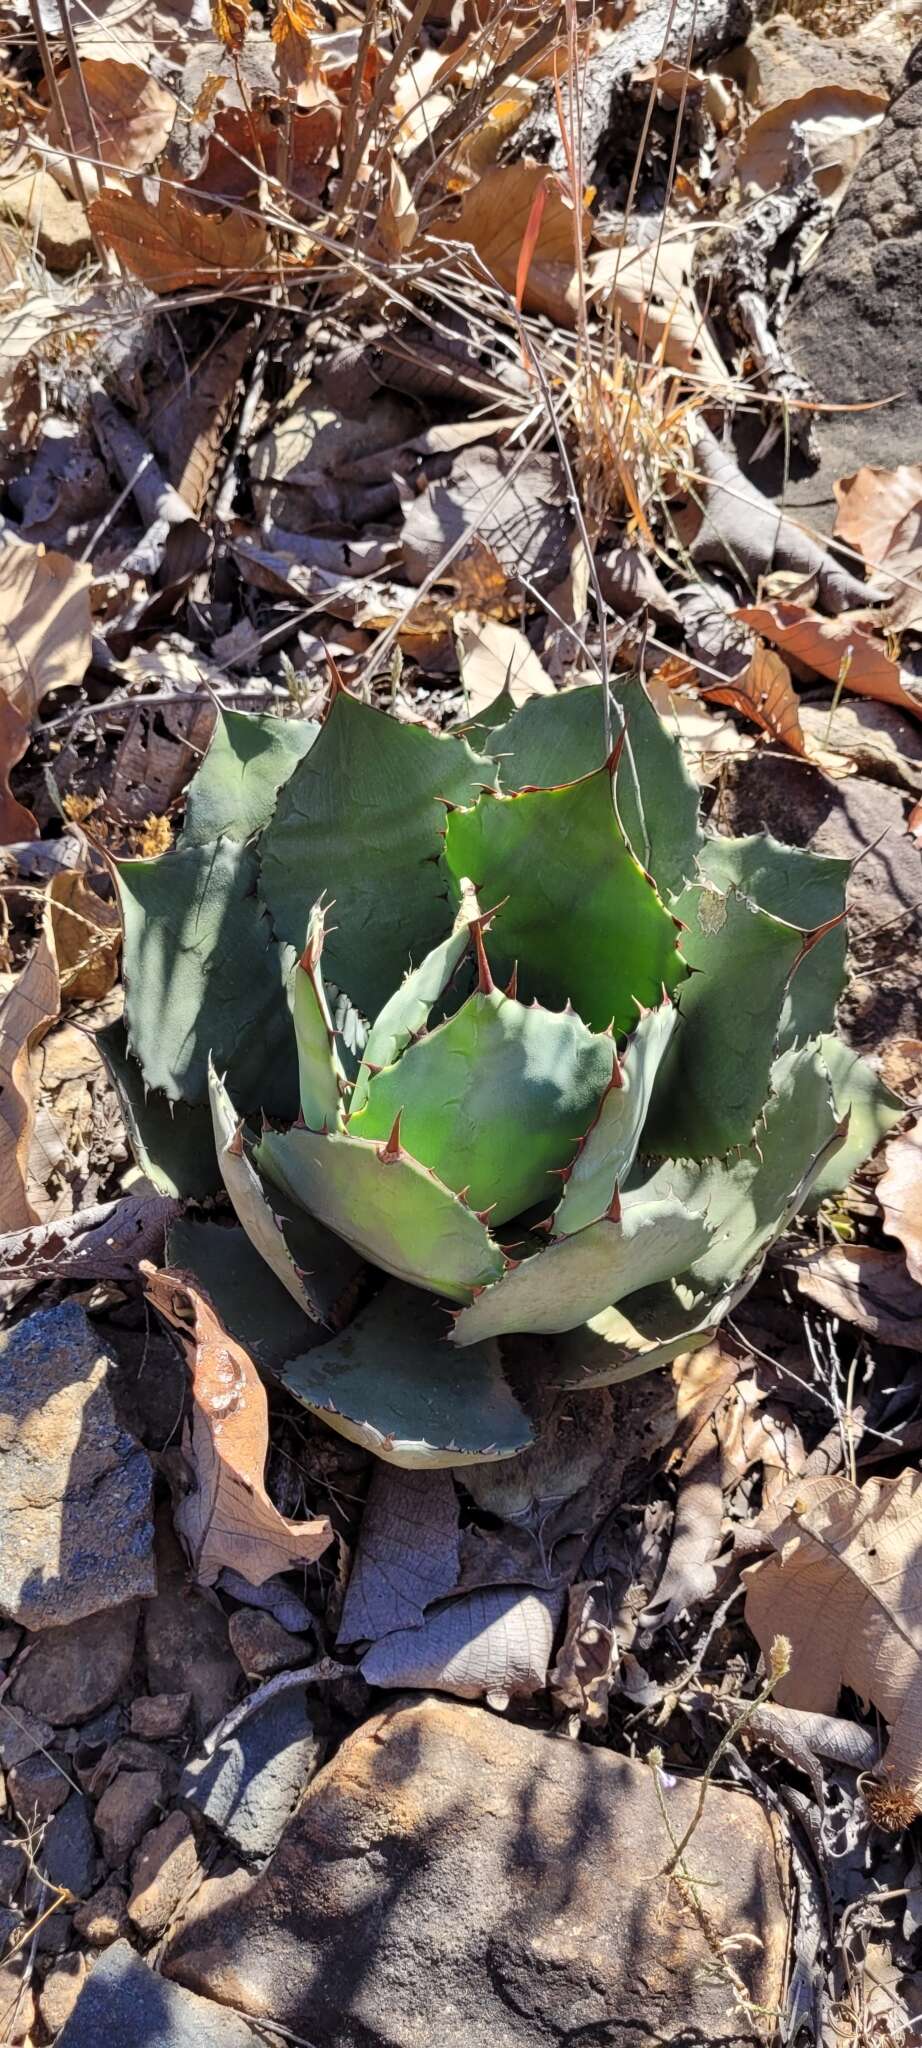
228;1608;312;1677
10;1604;140;1727
143;1515;240;1736
93;1770;163;1870
38;1952;87;2037
128;1812;201;1940
72;1878;129;1949
130;1694;192;1742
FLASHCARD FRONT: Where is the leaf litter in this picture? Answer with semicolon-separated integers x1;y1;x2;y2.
0;0;921;2034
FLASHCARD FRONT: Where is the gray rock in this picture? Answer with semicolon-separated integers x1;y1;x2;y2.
180;1685;322;1864
726;12;902;107
10;1602;140;1725
130;1693;191;1741
55;1941;267;2047
144;1513;240;1736
784;61;922;527
164;1695;788;2048
94;1768;163;1869
0;1704;54;1769
0;1841;26;1906
38;1952;87;2037
8;1749;71;1821
35;1791;98;1898
0;1300;155;1629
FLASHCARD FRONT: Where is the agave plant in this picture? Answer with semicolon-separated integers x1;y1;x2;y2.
104;679;901;1466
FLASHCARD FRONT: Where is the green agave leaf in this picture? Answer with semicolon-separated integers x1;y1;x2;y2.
165;1217;322;1376
553;999;676;1237
349;982;615;1225
209;1062;362;1325
293;902;348;1131
350;919;473;1118
807;1034;903;1205
98;1019;219;1200
642;884;811;1159
118;839;298;1111
634;1041;845;1299
255;1124;506;1303
283;1281;533;1468
454;683;517;751
489;679;703;898
443;765;686;1035
451;1198;712;1344
258;691;495;1018
554;1284;724;1389
700;830;848;1046
180;706;318;849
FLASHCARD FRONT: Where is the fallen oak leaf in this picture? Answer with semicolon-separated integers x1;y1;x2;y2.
0;697;37;844
50;58;177;175
0;540;92;724
454;612;555;714
744;1468;922;1825
429;162;589;325
834;462;922;568
689;422;881;614
878;1119;922;1285
0;925;60;1233
88;182;274;291
144;1265;333;1587
787;1243;922;1351
737;600;922;719
736;86;886;205
701;639;808;755
589;236;728;386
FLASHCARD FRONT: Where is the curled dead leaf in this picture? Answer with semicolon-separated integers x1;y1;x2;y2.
0;927;60;1232
0;697;36;844
737;600;922;719
878;1119;922;1286
789;1243;922;1351
430;163;589;325
145;1265;334;1587
454;612;555;713
737;87;886;204
589;236;727;385
744;1468;922;1822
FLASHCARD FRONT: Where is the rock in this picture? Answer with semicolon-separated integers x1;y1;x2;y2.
10;1603;140;1725
38;1791;98;1900
0;168;91;275
719;758;922;1052
86;1737;174;1802
71;1710;127;1791
94;1770;162;1869
0;1624;21;1661
164;1695;788;2048
785;60;922;526
725;13;902;107
0;1840;26;1906
128;1812;201;1940
0;1302;155;1630
180;1685;322;1864
228;1609;312;1677
72;1878;129;1948
55;1940;268;2047
143;1514;240;1736
39;1953;87;2037
8;1751;71;1823
0;1705;54;1770
130;1694;191;1741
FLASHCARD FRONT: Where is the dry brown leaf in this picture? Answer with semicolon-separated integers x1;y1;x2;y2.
789;1243;922;1350
0;927;60;1232
47;869;121;1003
454;612;555;713
647;673;755;783
88;183;273;292
737;600;922;719
150;323;254;515
715;1376;805;1504
737;87;886;203
52;59;177;175
878;1119;922;1286
0;697;36;844
378;158;418;256
589;236;727;385
0;293;60;402
0;541;92;724
834;464;922;632
744;1468;922;1821
430;163;589;325
670;1338;742;1459
145;1266;334;1587
701;639;806;752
